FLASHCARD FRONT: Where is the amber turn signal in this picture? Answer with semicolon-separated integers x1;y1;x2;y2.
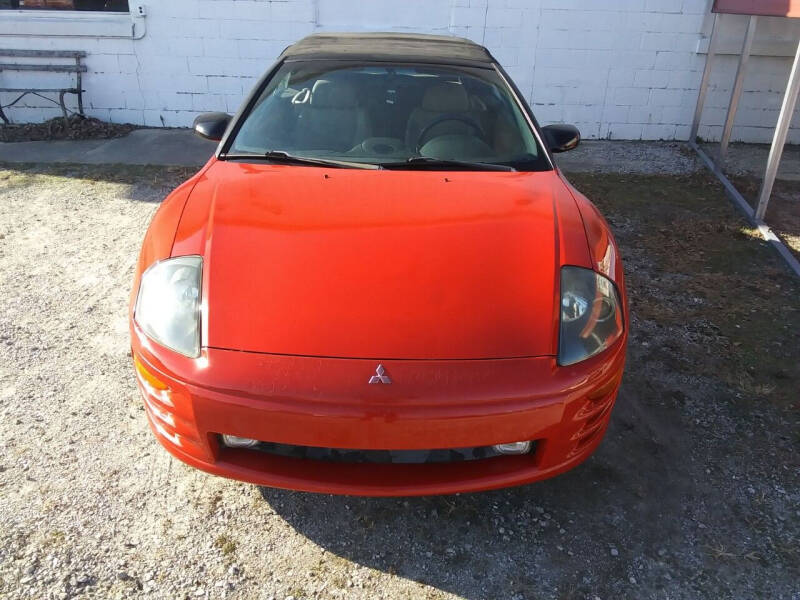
133;355;168;391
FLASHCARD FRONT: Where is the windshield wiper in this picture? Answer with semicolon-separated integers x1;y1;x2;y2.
381;157;516;172
222;150;380;170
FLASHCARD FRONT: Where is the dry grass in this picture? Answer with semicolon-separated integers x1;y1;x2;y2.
731;175;800;260
568;172;800;407
215;534;238;557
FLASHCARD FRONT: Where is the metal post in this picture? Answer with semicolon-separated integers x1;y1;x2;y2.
690;13;720;142
58;90;69;121
75;55;84;116
719;15;758;163
755;38;800;222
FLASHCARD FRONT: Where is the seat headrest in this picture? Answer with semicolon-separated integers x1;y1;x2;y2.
311;80;357;109
422;83;470;112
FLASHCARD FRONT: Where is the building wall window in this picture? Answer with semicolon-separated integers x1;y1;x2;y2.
0;0;129;10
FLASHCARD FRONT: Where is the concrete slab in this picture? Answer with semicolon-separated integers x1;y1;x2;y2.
0;128;217;167
0;138;107;164
81;129;217;166
0;128;797;181
0;135;705;172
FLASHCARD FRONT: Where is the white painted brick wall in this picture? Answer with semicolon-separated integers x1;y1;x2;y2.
1;0;798;142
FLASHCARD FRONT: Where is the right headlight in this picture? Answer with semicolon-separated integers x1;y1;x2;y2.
558;266;623;366
134;256;202;358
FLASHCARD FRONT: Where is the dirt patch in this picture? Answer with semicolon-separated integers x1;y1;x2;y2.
571;172;800;408
729;175;800;261
0;115;137;143
0;164;797;600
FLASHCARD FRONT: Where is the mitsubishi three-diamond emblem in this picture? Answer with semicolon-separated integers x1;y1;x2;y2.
368;364;392;384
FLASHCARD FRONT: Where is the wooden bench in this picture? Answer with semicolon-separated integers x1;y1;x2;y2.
0;49;87;124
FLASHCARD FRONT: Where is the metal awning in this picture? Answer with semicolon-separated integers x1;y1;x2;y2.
689;0;800;277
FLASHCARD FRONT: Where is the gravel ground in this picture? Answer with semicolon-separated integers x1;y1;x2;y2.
556;139;800;181
700;142;800;182
554;140;704;176
0;162;798;600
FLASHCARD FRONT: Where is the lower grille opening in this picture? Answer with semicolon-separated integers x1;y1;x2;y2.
224;437;538;465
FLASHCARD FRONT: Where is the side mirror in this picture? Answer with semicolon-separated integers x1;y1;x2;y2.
542;124;581;153
193;112;232;141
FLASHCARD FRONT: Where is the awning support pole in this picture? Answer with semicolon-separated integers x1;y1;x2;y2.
755;38;800;221
719;15;758;163
690;13;720;142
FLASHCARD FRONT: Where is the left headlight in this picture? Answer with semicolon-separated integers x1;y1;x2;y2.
558;266;623;366
135;256;202;358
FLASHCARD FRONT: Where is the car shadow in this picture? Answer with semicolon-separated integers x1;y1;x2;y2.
258;384;694;599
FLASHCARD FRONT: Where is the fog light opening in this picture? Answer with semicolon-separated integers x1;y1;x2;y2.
221;434;259;449
493;441;532;455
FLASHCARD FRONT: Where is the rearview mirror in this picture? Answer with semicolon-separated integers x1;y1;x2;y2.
193;112;232;141
542;124;581;153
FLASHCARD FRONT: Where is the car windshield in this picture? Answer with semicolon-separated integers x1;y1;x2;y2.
226;61;549;171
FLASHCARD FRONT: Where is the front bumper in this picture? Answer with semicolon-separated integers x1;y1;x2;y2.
131;323;625;496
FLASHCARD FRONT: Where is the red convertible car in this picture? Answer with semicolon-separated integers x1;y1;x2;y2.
130;33;627;496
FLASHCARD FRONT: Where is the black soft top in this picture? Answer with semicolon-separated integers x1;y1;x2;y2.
279;33;496;67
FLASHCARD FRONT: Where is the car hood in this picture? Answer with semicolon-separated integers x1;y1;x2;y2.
172;161;590;359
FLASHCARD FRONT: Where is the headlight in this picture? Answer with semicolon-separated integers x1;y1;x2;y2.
135;256;202;358
558;266;623;366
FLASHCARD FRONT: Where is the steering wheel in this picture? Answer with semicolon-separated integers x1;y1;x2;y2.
361;137;403;155
415;113;485;153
